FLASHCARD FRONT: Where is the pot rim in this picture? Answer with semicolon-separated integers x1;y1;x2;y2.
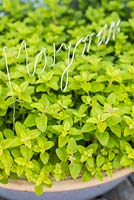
0;168;132;192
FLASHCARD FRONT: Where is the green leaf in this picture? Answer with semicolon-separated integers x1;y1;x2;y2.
130;161;134;170
97;121;106;133
67;138;77;154
20;81;29;91
3;129;14;138
12;82;21;94
24;129;41;140
72;134;84;141
24;114;36;128
120;155;130;166
96;75;109;82
124;127;134;136
81;123;96;133
17;165;24;177
11;148;21;158
120;140;131;153
96;155;105;167
52;125;63;132
96;131;109;146
95;171;103;181
40;152;49;164
15;157;27;166
107;116;122;126
36;115;47;132
113;155;122;169
80;149;93;163
15;122;27;138
110;124;121;137
31;102;45;112
90;82;104;92
78;145;85;154
82;171;92;182
0;131;4;141
0;150;13;175
69;162;81;179
81;154;88;163
44;141;54;150
46;76;59;90
1;137;22;149
58;135;69;148
108;152;115;161
81;96;91;105
86;157;94;170
53;163;63;181
56;147;67;161
106;169;113;178
20;145;33;160
107;137;117;148
123;116;132;126
63;119;71;131
87;117;98;123
107;93;116;104
35;184;43;196
81;82;91;92
24;141;32;149
20;92;32;103
69;128;82;135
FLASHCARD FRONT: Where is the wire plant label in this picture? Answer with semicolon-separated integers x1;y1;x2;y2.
3;19;121;126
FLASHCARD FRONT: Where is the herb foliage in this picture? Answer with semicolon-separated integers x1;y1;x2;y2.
0;0;134;195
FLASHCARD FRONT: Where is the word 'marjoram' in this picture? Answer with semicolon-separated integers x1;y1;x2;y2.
3;19;121;125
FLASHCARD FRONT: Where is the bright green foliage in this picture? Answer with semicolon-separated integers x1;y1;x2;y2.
36;115;47;132
0;0;134;196
69;162;81;179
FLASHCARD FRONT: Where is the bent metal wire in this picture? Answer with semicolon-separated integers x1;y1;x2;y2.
3;19;121;128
